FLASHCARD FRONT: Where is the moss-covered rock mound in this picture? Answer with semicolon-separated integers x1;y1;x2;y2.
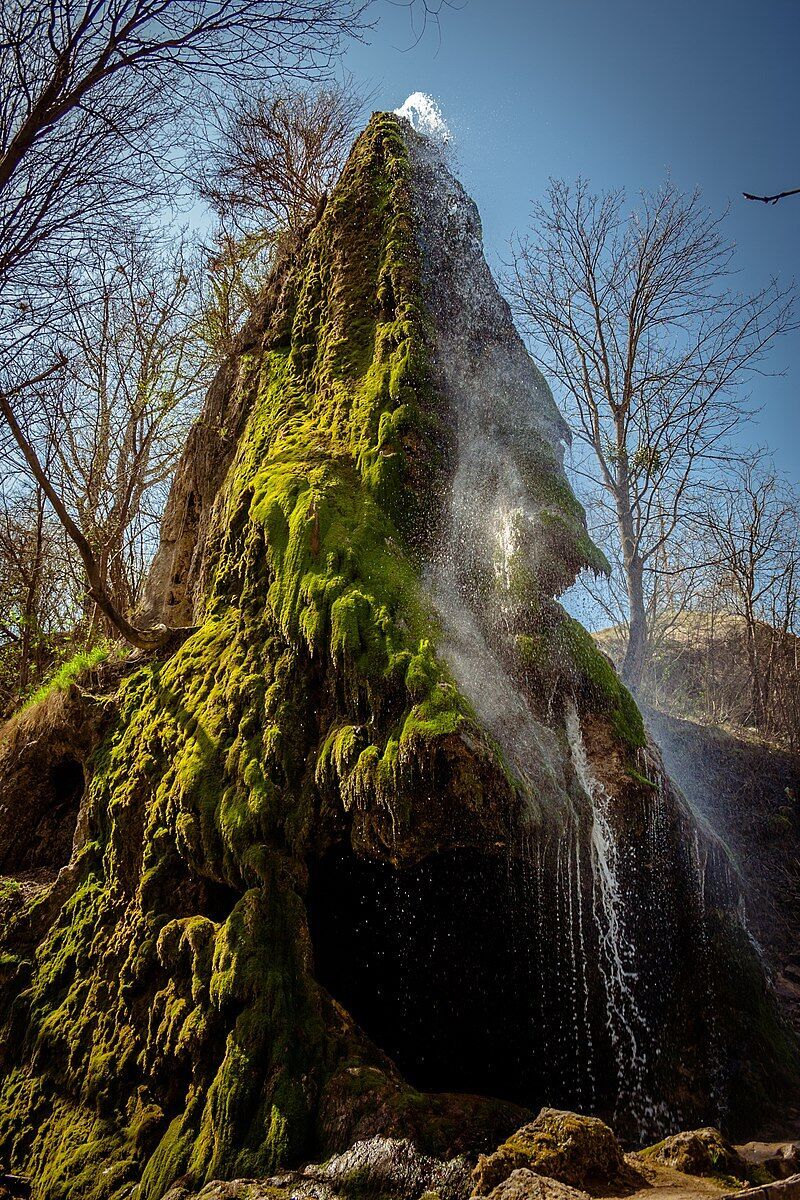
471;1111;625;1197
639;1129;747;1181
0;113;796;1200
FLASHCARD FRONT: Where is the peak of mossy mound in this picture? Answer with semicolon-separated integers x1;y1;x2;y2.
144;111;452;631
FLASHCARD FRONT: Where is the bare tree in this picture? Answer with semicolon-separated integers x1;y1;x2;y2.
196;78;371;358
0;0;370;647
0;0;368;304
0;423;79;705
197;227;277;362
697;453;800;738
202;78;370;238
613;454;800;748
509;178;795;690
45;228;205;632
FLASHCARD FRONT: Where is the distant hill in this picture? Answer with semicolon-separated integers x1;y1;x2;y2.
595;612;800;749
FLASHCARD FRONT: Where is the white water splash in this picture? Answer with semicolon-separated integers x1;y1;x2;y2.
399;104;721;1135
429;572;565;817
394;92;451;144
404;97;577;817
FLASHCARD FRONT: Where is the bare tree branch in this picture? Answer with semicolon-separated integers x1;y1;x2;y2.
508;177;796;690
0;377;173;648
744;188;800;205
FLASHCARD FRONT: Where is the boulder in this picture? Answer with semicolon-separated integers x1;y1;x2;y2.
162;1185;261;1200
736;1144;800;1182
310;1136;472;1200
721;1175;800;1200
163;1185;289;1200
641;1128;746;1179
483;1168;591;1200
472;1110;625;1196
163;1137;472;1200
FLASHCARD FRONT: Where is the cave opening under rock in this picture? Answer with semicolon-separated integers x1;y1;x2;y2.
19;753;85;874
308;843;608;1113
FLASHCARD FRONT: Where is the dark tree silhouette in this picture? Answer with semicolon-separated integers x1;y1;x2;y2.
744;188;800;205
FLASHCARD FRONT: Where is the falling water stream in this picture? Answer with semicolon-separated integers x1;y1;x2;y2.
401;99;663;1131
393;95;747;1139
565;702;664;1132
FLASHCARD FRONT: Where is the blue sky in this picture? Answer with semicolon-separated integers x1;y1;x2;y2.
342;0;799;484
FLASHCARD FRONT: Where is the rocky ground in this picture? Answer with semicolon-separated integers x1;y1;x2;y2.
39;1109;789;1200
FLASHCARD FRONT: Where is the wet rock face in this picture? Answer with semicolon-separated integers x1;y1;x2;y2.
647;709;800;1034
400;115;799;1143
472;1111;625;1197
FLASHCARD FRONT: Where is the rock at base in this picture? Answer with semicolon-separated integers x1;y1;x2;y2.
736;1145;800;1182
482;1168;591;1200
641;1129;746;1179
163;1136;472;1200
310;1136;472;1200
722;1174;800;1200
471;1110;625;1196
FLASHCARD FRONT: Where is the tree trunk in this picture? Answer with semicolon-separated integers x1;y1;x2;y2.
621;550;648;693
612;466;649;694
0;386;172;651
18;489;45;692
743;603;765;728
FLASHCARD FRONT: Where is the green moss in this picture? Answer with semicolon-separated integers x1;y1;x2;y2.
0;878;21;904
566;619;645;748
627;767;657;789
0;111;639;1200
524;464;611;586
517;613;645;750
0;113;473;1200
20;641;120;711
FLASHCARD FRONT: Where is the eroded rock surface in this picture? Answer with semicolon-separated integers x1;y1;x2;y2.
721;1176;800;1200
162;1137;472;1200
640;1130;747;1180
481;1169;591;1200
736;1145;800;1182
472;1111;626;1196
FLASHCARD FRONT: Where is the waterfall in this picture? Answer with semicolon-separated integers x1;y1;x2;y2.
406;103;578;820
565;702;660;1132
405;102;654;1127
399;99;745;1139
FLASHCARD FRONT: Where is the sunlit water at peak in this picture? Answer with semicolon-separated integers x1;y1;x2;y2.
394;92;451;144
